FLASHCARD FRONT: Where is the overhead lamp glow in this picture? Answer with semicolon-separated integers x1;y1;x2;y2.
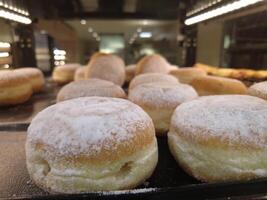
88;27;93;33
80;19;86;25
3;64;10;68
92;32;98;38
54;55;66;60
53;49;66;55
185;0;264;25
0;42;10;48
0;9;31;24
0;52;9;58
139;32;152;38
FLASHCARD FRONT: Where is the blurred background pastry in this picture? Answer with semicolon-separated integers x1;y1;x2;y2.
57;79;126;102
129;73;179;91
52;63;80;85
128;82;198;134
85;54;125;86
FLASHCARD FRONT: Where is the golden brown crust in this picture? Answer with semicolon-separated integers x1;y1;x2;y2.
169;67;207;84
191;75;247;95
135;54;170;75
0;71;31;87
15;68;45;92
85;54;125;86
52;64;80;84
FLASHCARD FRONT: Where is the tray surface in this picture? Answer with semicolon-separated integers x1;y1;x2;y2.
1;131;267;200
0;81;60;126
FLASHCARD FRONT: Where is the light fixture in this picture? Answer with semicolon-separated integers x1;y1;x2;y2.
185;0;264;25
80;19;86;25
142;20;148;25
54;55;66;60
92;32;98;38
53;49;66;55
3;64;10;68
88;27;93;33
0;42;10;48
0;52;9;58
59;61;65;65
0;9;31;24
139;32;152;38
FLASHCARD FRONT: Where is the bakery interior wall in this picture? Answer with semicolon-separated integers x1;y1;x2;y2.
196;22;223;67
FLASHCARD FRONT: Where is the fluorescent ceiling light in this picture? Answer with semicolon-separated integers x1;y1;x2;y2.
54;55;66;60
0;9;31;24
80;19;86;25
139;32;152;38
0;52;9;58
185;0;264;25
0;42;10;48
53;49;66;55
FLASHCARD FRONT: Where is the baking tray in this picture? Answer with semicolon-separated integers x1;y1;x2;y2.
1;130;267;200
0;81;60;126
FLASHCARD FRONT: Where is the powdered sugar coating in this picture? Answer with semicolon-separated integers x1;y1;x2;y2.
27;97;154;157
248;81;267;100
57;79;126;102
129;82;198;109
129;73;179;90
171;95;267;147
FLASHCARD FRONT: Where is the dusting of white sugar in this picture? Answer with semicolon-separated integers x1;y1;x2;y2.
27;97;153;157
171;95;267;147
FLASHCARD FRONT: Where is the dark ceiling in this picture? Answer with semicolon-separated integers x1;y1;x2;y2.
26;0;190;20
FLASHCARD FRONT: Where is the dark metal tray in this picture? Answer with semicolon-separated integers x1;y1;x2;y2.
0;81;59;126
1;129;267;200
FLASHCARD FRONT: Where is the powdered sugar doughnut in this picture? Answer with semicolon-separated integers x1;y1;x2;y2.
128;82;198;134
248;81;267;101
52;63;80;84
135;54;170;75
0;71;32;106
74;67;86;81
168;95;267;182
57;79;126;102
125;64;136;82
26;97;158;193
15;67;45;93
129;73;179;91
85;54;125;86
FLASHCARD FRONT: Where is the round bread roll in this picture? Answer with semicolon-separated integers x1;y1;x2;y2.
15;67;45;93
169;67;207;84
57;79;126;102
168;95;267;182
129;73;179;91
74;67;86;81
0;71;32;106
128;82;198;134
26;97;158;193
125;64;136;82
248;81;267;100
191;75;247;96
85;54;125;86
52;63;80;84
135;54;170;75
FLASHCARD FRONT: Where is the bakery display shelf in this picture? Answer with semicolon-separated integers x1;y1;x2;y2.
1;130;267;200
